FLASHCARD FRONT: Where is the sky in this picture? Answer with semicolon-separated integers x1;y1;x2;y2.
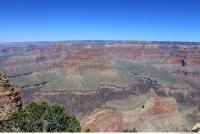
0;0;200;42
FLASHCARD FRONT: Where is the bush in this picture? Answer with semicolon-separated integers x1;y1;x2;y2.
192;127;200;132
85;128;90;132
8;102;81;132
123;128;137;132
0;119;13;132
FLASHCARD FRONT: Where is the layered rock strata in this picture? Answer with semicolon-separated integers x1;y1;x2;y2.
0;72;22;119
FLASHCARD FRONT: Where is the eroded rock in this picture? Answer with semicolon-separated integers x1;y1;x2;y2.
83;94;185;132
0;72;22;119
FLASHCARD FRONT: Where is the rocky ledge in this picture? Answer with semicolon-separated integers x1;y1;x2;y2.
0;72;22;119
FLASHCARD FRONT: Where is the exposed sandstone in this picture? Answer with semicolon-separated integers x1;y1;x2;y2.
82;108;123;132
21;77;159;116
147;96;177;114
0;72;22;119
61;48;110;72
165;47;200;66
83;94;184;132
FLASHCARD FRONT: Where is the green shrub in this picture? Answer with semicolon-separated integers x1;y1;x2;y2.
123;128;137;132
192;127;200;132
8;102;80;132
85;128;90;132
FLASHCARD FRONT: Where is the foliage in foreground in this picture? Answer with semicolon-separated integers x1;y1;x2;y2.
0;119;15;132
123;128;137;132
6;102;81;132
85;128;90;132
192;127;200;132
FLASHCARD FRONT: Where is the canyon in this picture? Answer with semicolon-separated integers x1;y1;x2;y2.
0;41;200;132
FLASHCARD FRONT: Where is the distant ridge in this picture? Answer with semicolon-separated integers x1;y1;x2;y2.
0;40;200;46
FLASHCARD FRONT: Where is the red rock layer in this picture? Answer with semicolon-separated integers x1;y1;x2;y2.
151;96;177;114
83;108;123;132
105;46;168;61
61;48;110;72
165;47;200;66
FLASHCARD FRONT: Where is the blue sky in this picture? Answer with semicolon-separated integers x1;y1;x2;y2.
0;0;200;42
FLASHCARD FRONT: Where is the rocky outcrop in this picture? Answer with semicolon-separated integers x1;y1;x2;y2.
82;108;123;132
0;72;22;119
172;70;200;84
83;94;185;132
146;96;177;114
165;47;200;66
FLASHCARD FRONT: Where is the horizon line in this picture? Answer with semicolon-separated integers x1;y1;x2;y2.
0;39;200;44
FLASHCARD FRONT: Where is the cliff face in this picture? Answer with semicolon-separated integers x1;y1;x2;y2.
165;47;200;66
82;108;124;132
82;95;185;132
21;77;159;116
61;48;110;72
0;72;22;120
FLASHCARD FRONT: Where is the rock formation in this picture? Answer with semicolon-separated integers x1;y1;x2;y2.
1;42;200;132
0;72;22;120
82;108;123;132
83;94;185;132
61;48;110;72
165;47;200;66
21;77;159;116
